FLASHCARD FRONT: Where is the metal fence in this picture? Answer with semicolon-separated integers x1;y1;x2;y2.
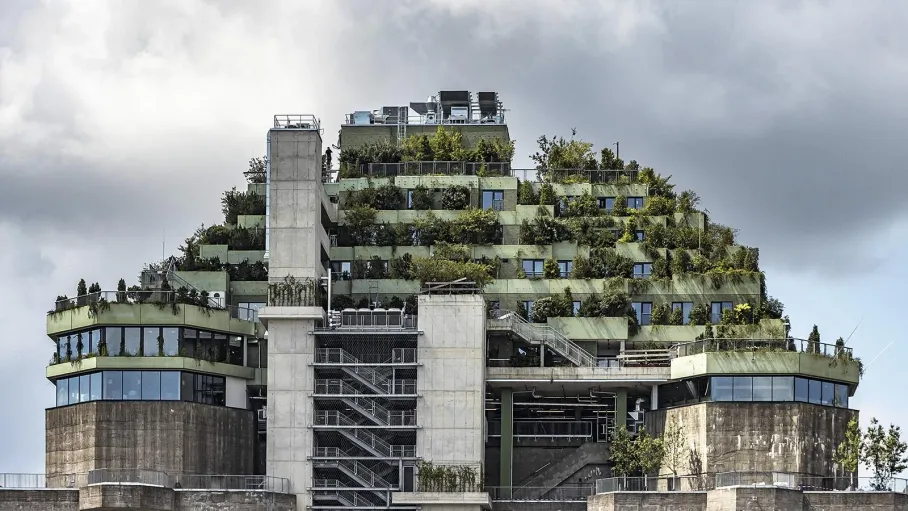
673;338;853;358
596;475;707;493
364;161;512;177
595;473;908;494
51;290;260;323
0;471;290;493
487;485;594;501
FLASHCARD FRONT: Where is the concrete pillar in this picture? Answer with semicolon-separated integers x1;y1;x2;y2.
615;388;627;430
499;387;514;495
651;385;659;411
261;125;325;511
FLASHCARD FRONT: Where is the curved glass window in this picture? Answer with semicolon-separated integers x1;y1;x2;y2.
50;327;248;366
711;375;849;408
54;370;224;408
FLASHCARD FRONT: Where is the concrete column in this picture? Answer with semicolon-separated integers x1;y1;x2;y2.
499;387;514;496
651;385;659;411
615;388;627;430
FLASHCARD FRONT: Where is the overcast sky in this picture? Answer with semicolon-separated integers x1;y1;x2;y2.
1;0;906;474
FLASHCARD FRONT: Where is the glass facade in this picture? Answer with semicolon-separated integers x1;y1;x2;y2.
55;370;224;407
710;375;849;408
54;327;249;366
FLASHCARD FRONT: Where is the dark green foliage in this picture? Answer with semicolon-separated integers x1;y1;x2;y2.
562;191;600;217
77;279;87;297
390;253;414;279
588;249;634;279
441;185;470;210
520;211;574;245
543;258;561;279
338;141;402;177
688;304;710;325
651;304;670;325
517;180;538;205
612;195;628;216
365;256;387;279
676;190;700;213
578;290;634;319
410;185;434;210
227;260;268;281
538;183;556;205
387;296;405;309
244;156;267;184
347;183;403;210
344;206;378;245
221;188;265;224
651;257;670;279
531;288;574;322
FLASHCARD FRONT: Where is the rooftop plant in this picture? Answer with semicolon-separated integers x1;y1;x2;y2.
221;187;265;224
244;156;267;184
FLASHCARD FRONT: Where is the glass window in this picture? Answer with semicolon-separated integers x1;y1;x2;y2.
162;327;179;356
142;371;161;400
407;190;414;209
90;373;102;401
794;377;809;402
772;377;794;401
482;190;504;210
124;328;141;356
181;328;197;358
247;342;260;368
627;197;644;209
821;381;834;406
195;374;226;406
711;302;733;324
69;376;80;404
79;374;90;403
106;328;122;356
632;302;652;326
57;336;69;360
633;263;652;278
89;329;102;355
599;197;615;211
181;373;195;402
557;260;573;278
523;301;534;319
161;372;181;400
672;302;694;325
751;377;773;401
835;384;849;408
522;259;544;277
56;378;69;406
635;230;645;241
711;376;734;401
808;379;822;405
572;301;581;316
104;371;122;400
122;371;142;400
259;340;268;368
213;333;228;363
733;377;753;401
228;336;244;365
144;327;161;356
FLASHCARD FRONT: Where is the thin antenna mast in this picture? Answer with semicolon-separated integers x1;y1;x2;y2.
864;340;895;372
843;317;863;345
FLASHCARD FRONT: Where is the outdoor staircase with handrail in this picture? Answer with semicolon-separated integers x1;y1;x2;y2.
342;395;392;426
489;310;596;367
320;410;395;458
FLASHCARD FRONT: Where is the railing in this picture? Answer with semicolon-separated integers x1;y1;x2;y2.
313;478;341;487
524;168;642;184
344;112;506;126
314;447;342;458
487;485;594;501
421;280;482;294
596;475;707;493
335;458;393;488
617;349;673;367
363;161;512;178
392;348;418;363
314;348;392;390
487;420;594;439
315;411;397;457
347;395;392;425
391;445;417;457
273;114;320;130
489;310;596;367
594;473;908;494
315;378;417;396
315;348;417;365
76;469;290;493
88;469;170;487
50;290;259;323
673;338;853;359
0;473;88;489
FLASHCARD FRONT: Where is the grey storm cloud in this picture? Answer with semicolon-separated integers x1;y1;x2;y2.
1;0;906;471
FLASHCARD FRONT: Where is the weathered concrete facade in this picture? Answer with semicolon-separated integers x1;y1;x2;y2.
646;402;857;478
0;487;295;511
587;487;908;511
45;401;254;477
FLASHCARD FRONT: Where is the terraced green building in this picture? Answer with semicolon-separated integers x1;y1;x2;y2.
29;90;863;511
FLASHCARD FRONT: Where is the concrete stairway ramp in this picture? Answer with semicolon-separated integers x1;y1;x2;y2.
489;310;596;367
517;442;611;498
341;395;392;426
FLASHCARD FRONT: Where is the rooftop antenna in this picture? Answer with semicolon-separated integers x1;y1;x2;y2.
842;317;863;346
864;340;895;372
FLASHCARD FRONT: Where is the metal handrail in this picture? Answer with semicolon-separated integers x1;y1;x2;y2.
51;290;258;323
490;310;596;367
2;470;292;493
673;338;854;359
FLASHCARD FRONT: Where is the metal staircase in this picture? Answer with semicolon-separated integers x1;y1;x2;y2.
319;410;394;458
313;489;377;508
329;348;393;394
312;450;393;500
341;395;391;426
489;310;596;367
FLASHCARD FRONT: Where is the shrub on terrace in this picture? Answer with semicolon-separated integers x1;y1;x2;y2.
612;195;628;216
517;180;538;205
410;185;434;210
441;185;470;210
221;187;266;224
531;289;575;323
562;191;600;218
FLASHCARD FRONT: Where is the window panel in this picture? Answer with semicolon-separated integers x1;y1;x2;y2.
161;372;181;400
523;301;534;319
733;377;753;401
482;190;503;210
106;328;122;356
68;376;80;404
711;376;734;401
672;302;694;325
523;259;544;277
627;197;644;209
143;327;161;356
635;230;645;241
79;375;90;403
407;190;414;209
808;379;822;404
90;373;102;401
122;371;142;400
572;301;581;316
247;342;260;368
558;260;573;278
599;197;615;211
835;384;849;408
181;372;195;402
821;381;834;406
104;371;122;400
711;302;733;324
181;328;197;357
632;302;652;326
794;377;809;402
142;371;161;400
752;377;773;401
124;328;141;356
57;336;68;360
56;378;69;406
633;263;652;279
229;336;244;365
160;327;179;356
772;377;794;401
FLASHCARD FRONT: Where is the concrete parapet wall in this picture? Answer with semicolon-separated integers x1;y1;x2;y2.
588;491;708;510
0;489;79;511
174;490;297;510
589;488;908;511
46;401;254;477
79;484;173;511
